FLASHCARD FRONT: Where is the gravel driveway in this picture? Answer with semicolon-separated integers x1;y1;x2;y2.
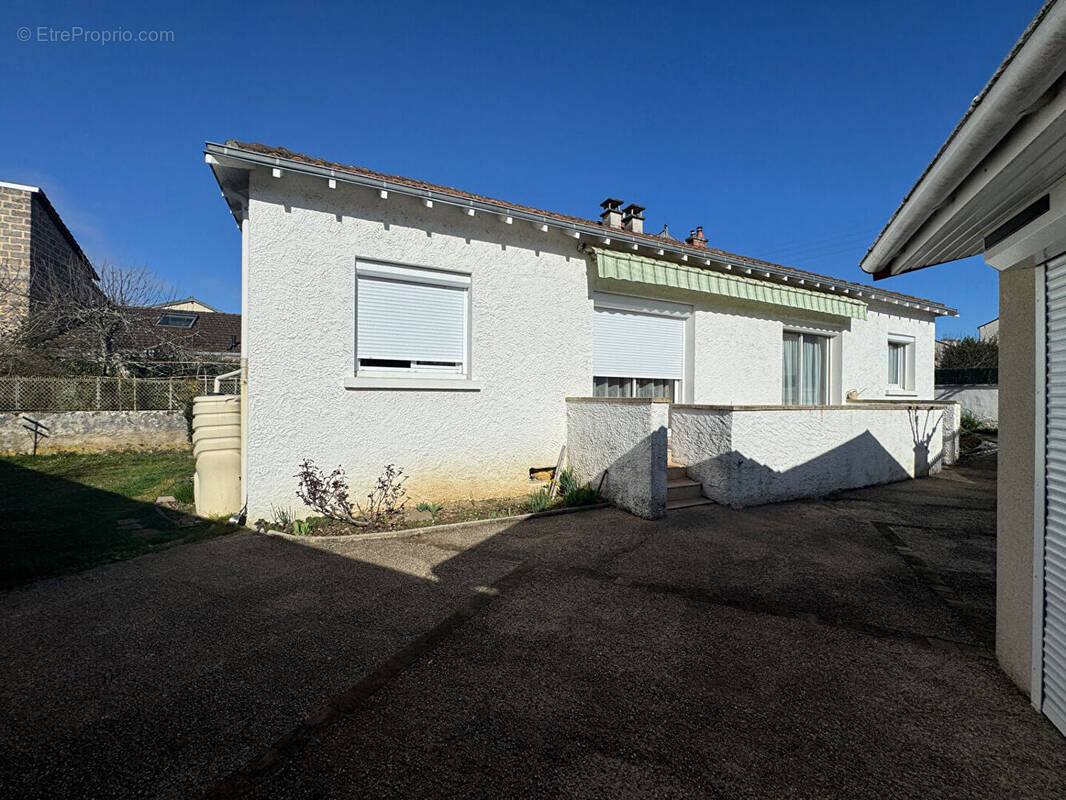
3;451;1064;798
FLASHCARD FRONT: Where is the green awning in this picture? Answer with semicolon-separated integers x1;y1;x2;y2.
590;248;867;320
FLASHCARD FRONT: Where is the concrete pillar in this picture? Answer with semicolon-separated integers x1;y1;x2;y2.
996;264;1040;696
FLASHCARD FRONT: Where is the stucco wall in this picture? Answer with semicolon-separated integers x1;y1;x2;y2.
997;265;1038;695
0;410;188;455
242;168;942;518
565;398;668;519
671;404;945;508
935;385;999;425
245;171;594;518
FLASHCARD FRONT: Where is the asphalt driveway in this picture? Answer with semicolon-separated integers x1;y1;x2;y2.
3;450;1064;798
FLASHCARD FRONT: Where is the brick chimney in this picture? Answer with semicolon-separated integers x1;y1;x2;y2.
622;203;645;234
600;198;624;228
686;226;707;248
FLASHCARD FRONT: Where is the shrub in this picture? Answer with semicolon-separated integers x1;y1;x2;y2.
556;469;579;496
294;459;366;526
363;464;408;524
960;409;997;435
938;336;997;369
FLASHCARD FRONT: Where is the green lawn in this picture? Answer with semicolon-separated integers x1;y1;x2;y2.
0;450;235;590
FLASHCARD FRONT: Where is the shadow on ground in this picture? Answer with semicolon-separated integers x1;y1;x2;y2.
3;449;1064;799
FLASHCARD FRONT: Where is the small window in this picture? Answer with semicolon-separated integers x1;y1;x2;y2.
157;311;198;328
356;262;470;375
782;332;829;405
887;336;915;391
593;377;676;401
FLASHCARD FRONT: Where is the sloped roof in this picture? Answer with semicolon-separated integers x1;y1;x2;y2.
214;140;954;313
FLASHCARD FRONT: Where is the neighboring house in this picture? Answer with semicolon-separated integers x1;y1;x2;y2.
0;180;98;331
155;296;224;314
860;0;1066;736
131;306;241;361
206;140;955;520
979;317;1000;340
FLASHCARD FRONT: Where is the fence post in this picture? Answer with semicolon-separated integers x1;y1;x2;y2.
132;376;137;411
96;377;101;410
168;377;174;411
14;378;20;412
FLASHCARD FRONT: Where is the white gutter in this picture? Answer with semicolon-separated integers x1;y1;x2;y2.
206;142;956;316
213;367;242;394
861;0;1066;276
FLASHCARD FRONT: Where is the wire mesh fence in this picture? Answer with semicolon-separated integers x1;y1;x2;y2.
0;375;239;412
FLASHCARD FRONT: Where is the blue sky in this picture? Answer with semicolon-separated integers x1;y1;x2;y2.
2;0;1044;335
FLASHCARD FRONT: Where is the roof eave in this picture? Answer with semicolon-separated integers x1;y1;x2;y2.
205;142;956;317
861;0;1066;277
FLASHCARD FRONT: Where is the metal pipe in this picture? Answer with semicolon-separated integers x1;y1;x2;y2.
214;367;242;394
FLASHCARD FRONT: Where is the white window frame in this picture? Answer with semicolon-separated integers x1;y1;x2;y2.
782;326;835;406
886;334;916;395
345;257;482;391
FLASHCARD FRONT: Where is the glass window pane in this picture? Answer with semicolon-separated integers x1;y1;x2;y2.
636;378;673;401
593;376;608;397
888;343;904;386
782;333;800;405
801;334;824;405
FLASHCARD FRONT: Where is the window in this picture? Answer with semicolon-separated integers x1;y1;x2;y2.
157;311;198;328
782;331;829;405
355;261;470;376
592;297;687;402
886;336;915;392
593;376;676;401
888;342;905;388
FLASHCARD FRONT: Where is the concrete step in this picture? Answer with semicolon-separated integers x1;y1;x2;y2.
666;478;703;501
666;465;688;481
665;496;715;510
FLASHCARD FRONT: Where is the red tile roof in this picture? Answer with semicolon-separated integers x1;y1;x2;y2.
227;141;951;311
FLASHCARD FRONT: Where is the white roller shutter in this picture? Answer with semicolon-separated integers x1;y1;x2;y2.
1045;255;1066;736
594;306;684;380
356;264;468;365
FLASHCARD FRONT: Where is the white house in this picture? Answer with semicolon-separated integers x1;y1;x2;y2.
860;0;1066;737
205;141;955;520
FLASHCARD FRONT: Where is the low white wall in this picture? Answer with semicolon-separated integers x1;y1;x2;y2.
565;398;669;519
0;411;188;455
935;384;998;425
671;404;946;508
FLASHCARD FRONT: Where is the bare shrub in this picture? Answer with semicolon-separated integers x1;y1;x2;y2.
294;459;367;526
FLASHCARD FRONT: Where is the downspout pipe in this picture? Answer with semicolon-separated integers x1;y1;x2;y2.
861;0;1066;276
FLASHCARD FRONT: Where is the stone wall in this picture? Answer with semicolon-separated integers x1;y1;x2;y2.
565;398;669;519
0;185;32;330
0;410;188;455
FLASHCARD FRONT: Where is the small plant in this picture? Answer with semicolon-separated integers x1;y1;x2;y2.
295;459;367;526
416;501;444;515
960;409;996;435
527;487;552;513
292;519;313;535
271;505;295;527
556;469;579;496
364;464;409;524
561;484;599;507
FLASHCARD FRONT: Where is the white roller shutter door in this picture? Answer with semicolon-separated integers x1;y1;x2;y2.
593;306;684;380
1044;254;1066;736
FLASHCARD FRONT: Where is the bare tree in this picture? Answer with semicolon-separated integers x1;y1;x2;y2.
0;254;201;376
